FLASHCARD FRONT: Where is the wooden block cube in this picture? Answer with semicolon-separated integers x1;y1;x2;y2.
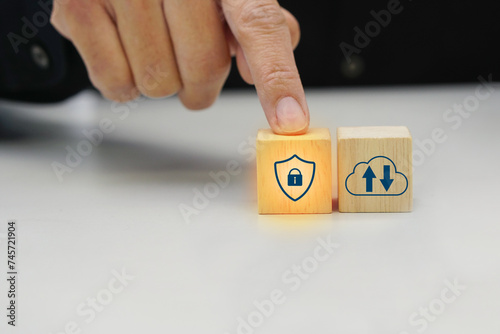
338;126;413;212
257;128;332;214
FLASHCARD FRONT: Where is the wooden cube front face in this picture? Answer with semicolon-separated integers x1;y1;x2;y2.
338;127;413;213
257;128;332;214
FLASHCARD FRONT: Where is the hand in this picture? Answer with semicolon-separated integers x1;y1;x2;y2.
51;0;309;134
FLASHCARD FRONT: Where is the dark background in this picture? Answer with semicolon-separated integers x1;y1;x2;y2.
1;0;500;102
227;0;500;87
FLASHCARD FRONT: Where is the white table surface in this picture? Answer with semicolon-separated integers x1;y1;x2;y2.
1;85;499;334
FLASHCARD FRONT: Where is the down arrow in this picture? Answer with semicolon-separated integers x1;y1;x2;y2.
380;165;394;191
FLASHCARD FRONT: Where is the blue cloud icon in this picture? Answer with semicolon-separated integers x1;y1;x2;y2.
345;156;408;196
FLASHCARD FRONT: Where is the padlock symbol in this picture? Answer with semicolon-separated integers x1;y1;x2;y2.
287;168;303;186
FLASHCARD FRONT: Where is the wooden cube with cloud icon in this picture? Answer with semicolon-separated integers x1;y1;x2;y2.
338;126;413;212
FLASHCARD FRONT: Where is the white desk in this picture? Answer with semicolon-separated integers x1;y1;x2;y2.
1;85;499;334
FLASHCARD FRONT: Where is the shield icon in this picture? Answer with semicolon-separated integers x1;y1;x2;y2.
274;155;316;201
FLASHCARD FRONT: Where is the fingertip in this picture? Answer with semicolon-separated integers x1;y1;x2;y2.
273;96;309;135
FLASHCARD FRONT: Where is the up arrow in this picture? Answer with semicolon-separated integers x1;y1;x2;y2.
380;165;394;191
362;166;376;192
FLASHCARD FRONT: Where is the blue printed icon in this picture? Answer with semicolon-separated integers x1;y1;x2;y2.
275;155;315;201
346;156;408;196
287;168;303;186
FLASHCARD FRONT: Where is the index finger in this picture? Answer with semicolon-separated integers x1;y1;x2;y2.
221;0;309;135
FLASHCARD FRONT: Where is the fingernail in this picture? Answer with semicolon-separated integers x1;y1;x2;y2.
276;97;308;134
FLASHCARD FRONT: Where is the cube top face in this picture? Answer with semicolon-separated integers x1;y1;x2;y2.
337;126;411;139
257;128;331;142
337;126;413;213
257;128;332;214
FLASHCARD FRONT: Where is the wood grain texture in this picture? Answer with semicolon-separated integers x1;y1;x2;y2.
257;128;332;214
337;126;413;213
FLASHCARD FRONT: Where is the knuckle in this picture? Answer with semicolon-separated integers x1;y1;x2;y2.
101;89;138;103
88;70;136;101
135;62;181;98
139;81;181;99
235;1;286;36
184;54;231;87
99;83;137;102
181;92;220;111
178;54;229;109
138;78;181;98
183;99;212;111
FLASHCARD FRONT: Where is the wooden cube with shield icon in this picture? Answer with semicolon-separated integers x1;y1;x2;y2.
256;128;333;214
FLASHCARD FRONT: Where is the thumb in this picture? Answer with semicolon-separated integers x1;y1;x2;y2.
222;0;309;135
